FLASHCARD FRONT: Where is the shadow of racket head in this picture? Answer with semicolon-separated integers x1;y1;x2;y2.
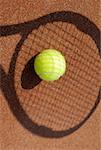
0;11;101;138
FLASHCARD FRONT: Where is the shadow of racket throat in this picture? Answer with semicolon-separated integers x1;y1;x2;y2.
0;35;69;138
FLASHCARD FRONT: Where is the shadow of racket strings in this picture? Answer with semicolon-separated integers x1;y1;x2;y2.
0;11;101;138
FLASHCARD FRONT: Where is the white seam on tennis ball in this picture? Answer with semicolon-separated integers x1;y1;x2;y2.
51;53;66;74
41;50;64;60
39;72;61;74
35;50;66;79
54;55;63;71
40;54;60;76
54;55;61;75
39;72;61;78
35;58;65;66
44;52;55;74
47;51;65;75
40;51;66;74
36;52;55;75
36;52;65;66
36;59;66;72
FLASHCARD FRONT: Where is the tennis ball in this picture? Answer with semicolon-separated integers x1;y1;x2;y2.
34;49;66;81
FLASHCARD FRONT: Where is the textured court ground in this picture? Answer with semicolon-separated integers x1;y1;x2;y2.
0;0;101;150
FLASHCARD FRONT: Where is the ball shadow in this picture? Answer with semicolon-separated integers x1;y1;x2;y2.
21;55;41;89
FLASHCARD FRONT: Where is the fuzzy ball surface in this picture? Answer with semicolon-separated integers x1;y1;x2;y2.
34;49;66;81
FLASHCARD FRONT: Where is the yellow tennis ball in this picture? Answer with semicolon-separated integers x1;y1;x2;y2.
34;49;66;81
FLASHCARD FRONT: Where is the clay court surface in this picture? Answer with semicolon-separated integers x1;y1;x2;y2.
0;0;101;150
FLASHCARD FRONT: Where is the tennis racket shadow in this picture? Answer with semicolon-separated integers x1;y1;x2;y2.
21;54;41;89
0;11;101;138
